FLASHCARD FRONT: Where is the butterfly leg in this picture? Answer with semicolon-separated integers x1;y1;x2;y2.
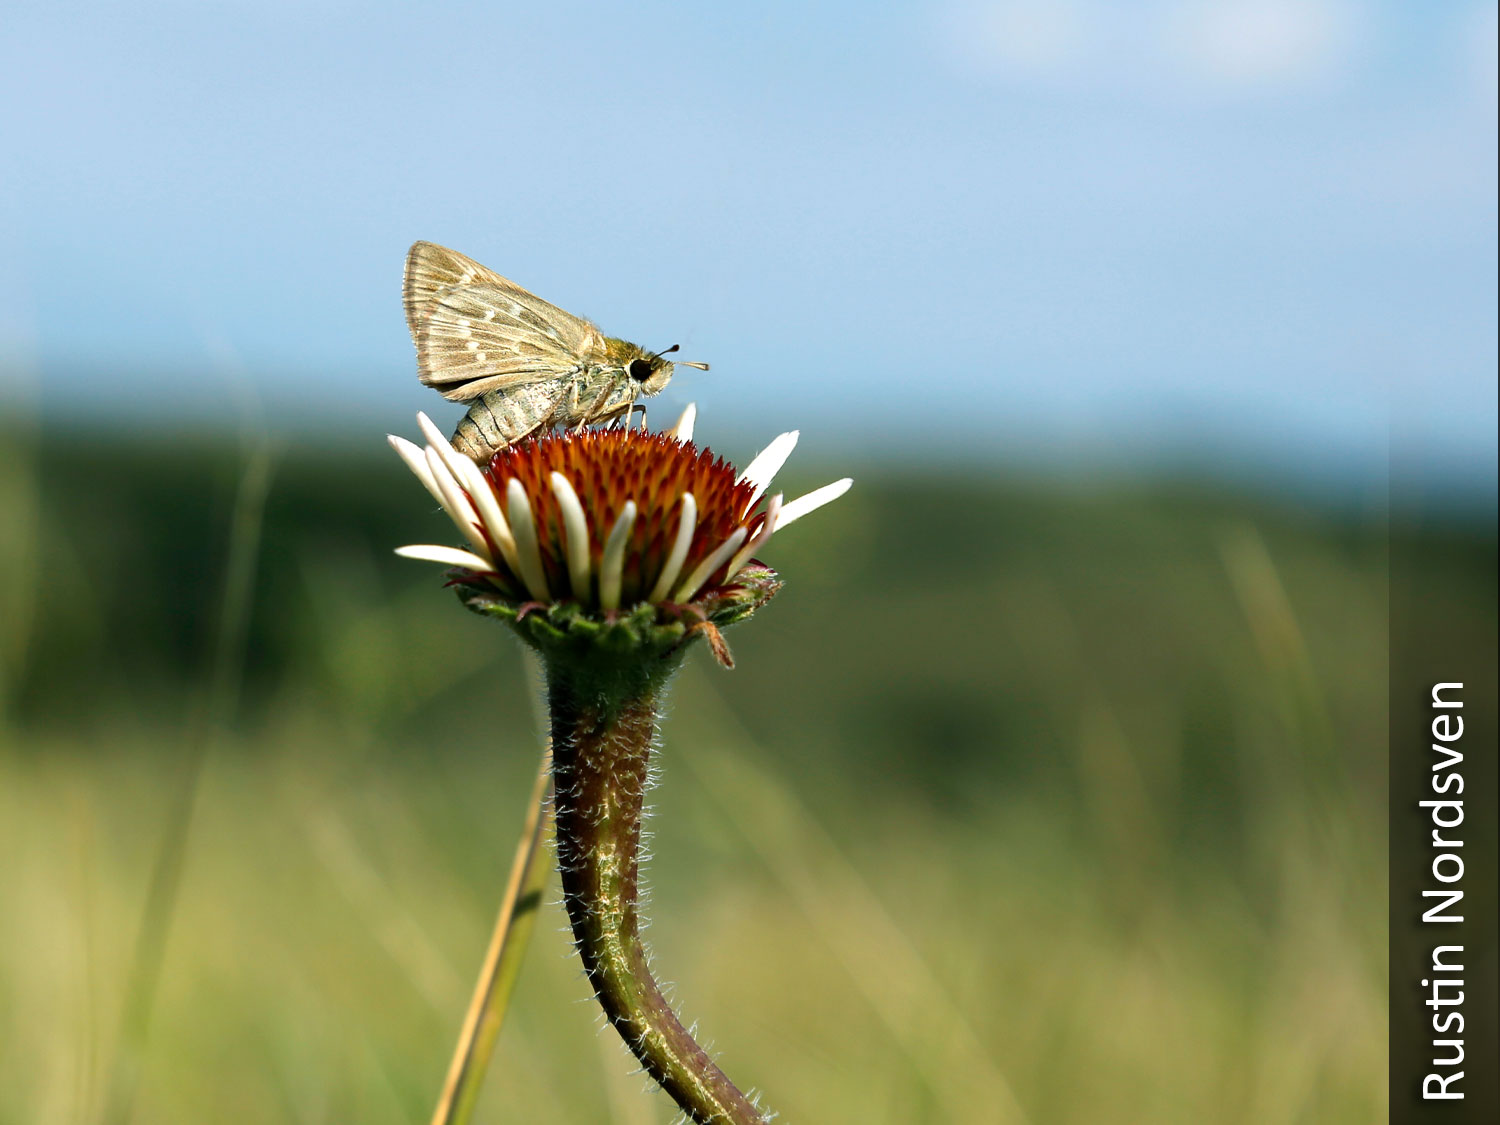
574;382;620;432
568;381;595;433
594;401;642;431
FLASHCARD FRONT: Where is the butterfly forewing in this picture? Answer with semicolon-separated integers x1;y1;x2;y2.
415;282;606;402
403;241;530;337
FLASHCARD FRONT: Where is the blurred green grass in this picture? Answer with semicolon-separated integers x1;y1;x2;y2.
0;425;1489;1123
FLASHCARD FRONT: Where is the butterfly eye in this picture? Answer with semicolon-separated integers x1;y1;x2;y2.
627;358;653;382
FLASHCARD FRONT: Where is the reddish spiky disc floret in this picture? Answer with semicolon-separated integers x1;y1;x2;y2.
480;429;765;607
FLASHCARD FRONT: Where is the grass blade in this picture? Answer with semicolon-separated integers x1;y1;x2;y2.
430;743;554;1125
100;436;277;1125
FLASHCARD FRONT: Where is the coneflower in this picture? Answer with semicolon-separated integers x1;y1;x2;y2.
392;405;850;1124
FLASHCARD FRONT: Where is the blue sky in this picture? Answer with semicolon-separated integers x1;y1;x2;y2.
1;1;1495;493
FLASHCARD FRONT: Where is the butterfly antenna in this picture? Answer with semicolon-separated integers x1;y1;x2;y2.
652;342;710;371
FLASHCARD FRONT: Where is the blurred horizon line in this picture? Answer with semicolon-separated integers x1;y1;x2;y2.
2;361;1492;524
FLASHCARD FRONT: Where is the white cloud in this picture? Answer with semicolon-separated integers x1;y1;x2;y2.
936;0;1093;83
1160;0;1359;88
935;0;1364;95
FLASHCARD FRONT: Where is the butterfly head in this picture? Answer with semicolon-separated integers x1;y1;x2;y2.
612;341;711;398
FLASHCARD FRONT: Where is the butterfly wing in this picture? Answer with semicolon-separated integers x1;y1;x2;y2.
404;241;532;338
415;281;608;402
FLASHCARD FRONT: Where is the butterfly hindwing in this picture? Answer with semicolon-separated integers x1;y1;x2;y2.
415;281;606;402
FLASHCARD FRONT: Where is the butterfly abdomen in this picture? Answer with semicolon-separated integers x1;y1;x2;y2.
451;411;496;462
452;381;572;461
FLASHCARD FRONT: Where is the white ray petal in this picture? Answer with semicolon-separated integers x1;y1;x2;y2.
417;410;478;487
388;434;445;509
505;479;551;602
674;526;748;604
416;410;455;457
423;446;491;560
669;403;697;443
419;445;463;520
736;430;799;510
599;501;637;611
395;544;496;573
647;493;698;603
726;492;781;578
550;473;593;600
777;478;853;528
451;454;522;576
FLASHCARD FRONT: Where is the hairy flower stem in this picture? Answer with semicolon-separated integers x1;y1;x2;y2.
547;655;768;1125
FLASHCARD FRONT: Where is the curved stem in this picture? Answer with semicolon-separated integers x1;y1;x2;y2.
547;666;769;1125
